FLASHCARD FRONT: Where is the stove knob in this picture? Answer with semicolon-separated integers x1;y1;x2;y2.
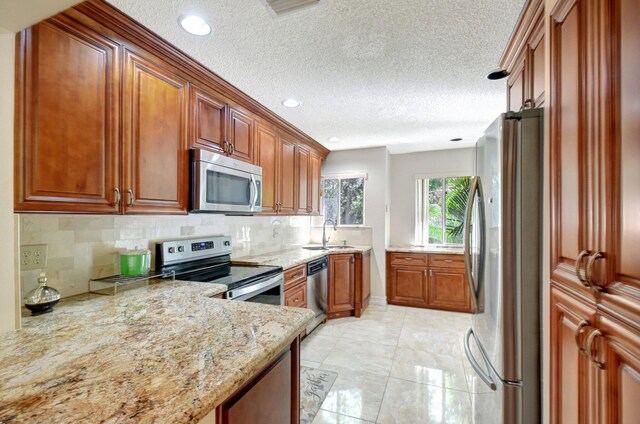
168;247;175;254
178;246;185;253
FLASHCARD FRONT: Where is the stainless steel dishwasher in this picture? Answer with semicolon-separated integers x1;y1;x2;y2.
306;256;328;334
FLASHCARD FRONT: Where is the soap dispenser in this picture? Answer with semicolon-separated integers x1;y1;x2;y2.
24;273;61;314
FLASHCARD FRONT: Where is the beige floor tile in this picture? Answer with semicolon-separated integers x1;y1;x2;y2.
312;410;374;424
323;339;396;376
340;320;402;347
302;333;340;363
462;360;495;394
302;360;323;369
390;346;468;391
376;377;472;424
397;325;462;357
318;364;388;422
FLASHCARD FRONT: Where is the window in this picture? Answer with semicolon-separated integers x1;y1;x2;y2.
322;176;365;225
415;176;471;245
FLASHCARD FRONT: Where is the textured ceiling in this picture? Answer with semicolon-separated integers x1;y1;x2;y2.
106;0;524;153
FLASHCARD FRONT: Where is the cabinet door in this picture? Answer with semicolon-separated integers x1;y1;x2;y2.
507;55;526;112
355;251;371;317
255;122;278;214
597;315;640;423
388;265;429;307
296;146;310;214
428;268;471;312
549;286;598;424
328;254;355;313
549;0;594;298
529;18;545;107
228;106;254;163
189;85;227;153
284;283;307;308
309;153;322;215
279;135;297;215
123;49;188;214
15;18;120;213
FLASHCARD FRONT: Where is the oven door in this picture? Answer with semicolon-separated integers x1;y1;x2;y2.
191;156;262;214
226;274;283;305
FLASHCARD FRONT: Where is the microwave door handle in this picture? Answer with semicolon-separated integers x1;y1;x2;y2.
250;175;258;209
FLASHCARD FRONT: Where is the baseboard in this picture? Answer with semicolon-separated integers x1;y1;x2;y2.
369;296;387;306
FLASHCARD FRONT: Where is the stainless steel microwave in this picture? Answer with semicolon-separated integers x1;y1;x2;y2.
190;149;262;214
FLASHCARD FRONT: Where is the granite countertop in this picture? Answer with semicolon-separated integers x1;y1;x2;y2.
0;279;313;423
233;245;372;270
386;245;464;254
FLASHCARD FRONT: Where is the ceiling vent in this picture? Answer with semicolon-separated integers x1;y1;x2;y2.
260;0;323;16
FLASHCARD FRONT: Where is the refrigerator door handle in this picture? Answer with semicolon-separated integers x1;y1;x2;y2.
463;176;485;311
464;327;497;391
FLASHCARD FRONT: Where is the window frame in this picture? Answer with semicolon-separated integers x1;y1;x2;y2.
321;172;367;227
414;172;471;246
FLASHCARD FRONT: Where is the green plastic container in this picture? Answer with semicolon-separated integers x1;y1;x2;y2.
120;248;151;276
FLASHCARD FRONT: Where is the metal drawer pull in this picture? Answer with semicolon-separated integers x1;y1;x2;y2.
585;251;604;291
127;189;135;207
230;143;235;155
575;250;590;287
574;320;589;356
114;188;121;206
291;273;304;280
404;257;414;261
444;259;453;263
585;329;604;369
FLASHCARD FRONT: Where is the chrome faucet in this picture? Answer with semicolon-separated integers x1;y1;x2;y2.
322;219;337;248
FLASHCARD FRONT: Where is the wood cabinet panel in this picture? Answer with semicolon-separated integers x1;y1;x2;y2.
388;266;429;308
507;57;526;112
284;282;307;308
219;351;292;424
189;85;227;153
428;254;465;269
296;147;310;214
428;268;471;313
279;136;297;214
549;286;598;424
255;122;278;214
389;252;428;267
284;265;306;291
228;106;254;163
122;49;188;214
310;153;322;215
15;18;120;213
328;254;355;313
530;30;545;106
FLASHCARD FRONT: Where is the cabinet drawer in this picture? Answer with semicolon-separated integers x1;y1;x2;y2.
389;252;428;266
429;254;464;269
284;264;307;291
284;282;307;308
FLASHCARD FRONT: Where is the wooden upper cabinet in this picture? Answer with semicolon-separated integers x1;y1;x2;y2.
278;134;297;215
255;121;278;214
310;153;322;215
529;20;545;107
549;0;593;297
507;56;526;112
122;49;189;214
296;146;310;214
228;106;254;163
328;254;355;313
14;18;120;213
549;286;598;424
189;85;227;154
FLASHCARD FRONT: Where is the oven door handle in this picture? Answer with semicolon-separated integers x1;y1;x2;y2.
226;273;283;301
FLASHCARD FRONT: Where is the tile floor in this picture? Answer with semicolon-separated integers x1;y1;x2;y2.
301;304;480;424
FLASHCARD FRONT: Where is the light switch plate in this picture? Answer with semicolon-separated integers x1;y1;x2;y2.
20;244;48;271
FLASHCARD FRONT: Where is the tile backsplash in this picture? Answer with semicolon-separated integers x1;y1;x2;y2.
19;214;312;299
309;226;373;247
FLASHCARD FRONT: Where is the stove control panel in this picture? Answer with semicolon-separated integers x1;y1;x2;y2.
156;236;233;267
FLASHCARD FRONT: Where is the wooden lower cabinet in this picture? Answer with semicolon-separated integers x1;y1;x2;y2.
284;283;307;309
386;251;472;312
216;338;299;424
327;252;370;320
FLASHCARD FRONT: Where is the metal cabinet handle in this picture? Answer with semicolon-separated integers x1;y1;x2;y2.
444;259;453;263
574;320;589;356
127;189;135;207
585;329;604;369
575;250;591;287
114;188;121;206
585;251;604;291
230;143;235;155
223;140;229;153
405;257;413;261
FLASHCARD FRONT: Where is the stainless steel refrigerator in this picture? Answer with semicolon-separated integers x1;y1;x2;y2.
462;108;542;424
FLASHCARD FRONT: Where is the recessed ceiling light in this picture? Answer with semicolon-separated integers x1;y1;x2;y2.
282;98;301;108
328;137;340;143
450;138;463;142
179;15;211;36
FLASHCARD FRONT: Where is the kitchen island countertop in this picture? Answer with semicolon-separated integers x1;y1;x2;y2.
233;245;372;270
0;279;313;423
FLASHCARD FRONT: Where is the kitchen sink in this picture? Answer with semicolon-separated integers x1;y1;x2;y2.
327;245;355;249
302;245;355;251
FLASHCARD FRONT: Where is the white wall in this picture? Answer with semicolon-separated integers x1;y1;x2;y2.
321;147;390;303
389;148;474;246
0;34;18;332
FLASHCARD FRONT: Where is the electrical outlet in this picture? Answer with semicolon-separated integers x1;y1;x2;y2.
20;245;48;271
